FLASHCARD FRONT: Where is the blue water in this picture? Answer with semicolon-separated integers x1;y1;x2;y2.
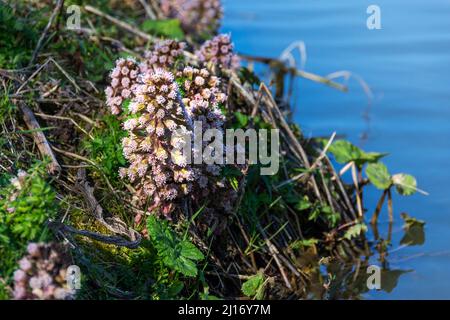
222;0;450;299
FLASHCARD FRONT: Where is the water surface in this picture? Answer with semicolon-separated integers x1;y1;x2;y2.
222;0;450;299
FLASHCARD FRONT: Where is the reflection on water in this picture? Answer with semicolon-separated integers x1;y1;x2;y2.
299;217;424;299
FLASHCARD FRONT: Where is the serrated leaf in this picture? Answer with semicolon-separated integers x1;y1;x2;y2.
242;273;265;299
392;174;417;196
308;206;321;222
344;223;368;240
180;241;204;261
361;152;388;163
176;256;198;277
147;216;204;277
200;288;222;300
366;162;392;190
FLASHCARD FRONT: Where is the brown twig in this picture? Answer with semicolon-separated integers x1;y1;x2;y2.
371;189;387;225
18;103;61;174
257;224;292;290
239;54;348;92
84;5;156;42
75;167;142;244
29;0;65;66
387;188;394;222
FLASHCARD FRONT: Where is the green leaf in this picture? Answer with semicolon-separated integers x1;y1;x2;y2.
141;19;184;39
392;174;417;196
344;223;368;240
229;176;239;192
180;241;204;261
366;162;392;190
242;273;265;299
167;281;184;297
290;238;318;250
147;216;204;277
234;112;248;128
295;196;312;211
321;205;341;227
328;140;363;164
327;140;387;166
175;256;198;277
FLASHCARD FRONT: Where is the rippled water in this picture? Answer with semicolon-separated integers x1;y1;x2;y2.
222;0;450;299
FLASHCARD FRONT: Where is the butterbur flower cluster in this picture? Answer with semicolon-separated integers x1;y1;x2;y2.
105;57;141;115
178;66;226;130
12;242;75;300
177;66;226;172
160;0;223;36
177;66;237;212
197;34;240;70
119;69;195;216
107;38;240;217
142;39;186;71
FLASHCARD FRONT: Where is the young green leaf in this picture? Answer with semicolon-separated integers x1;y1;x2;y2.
242;273;265;299
392;174;417;196
233;111;248;128
180;241;204;261
366;162;392;190
344;223;368;240
295;196;312;211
